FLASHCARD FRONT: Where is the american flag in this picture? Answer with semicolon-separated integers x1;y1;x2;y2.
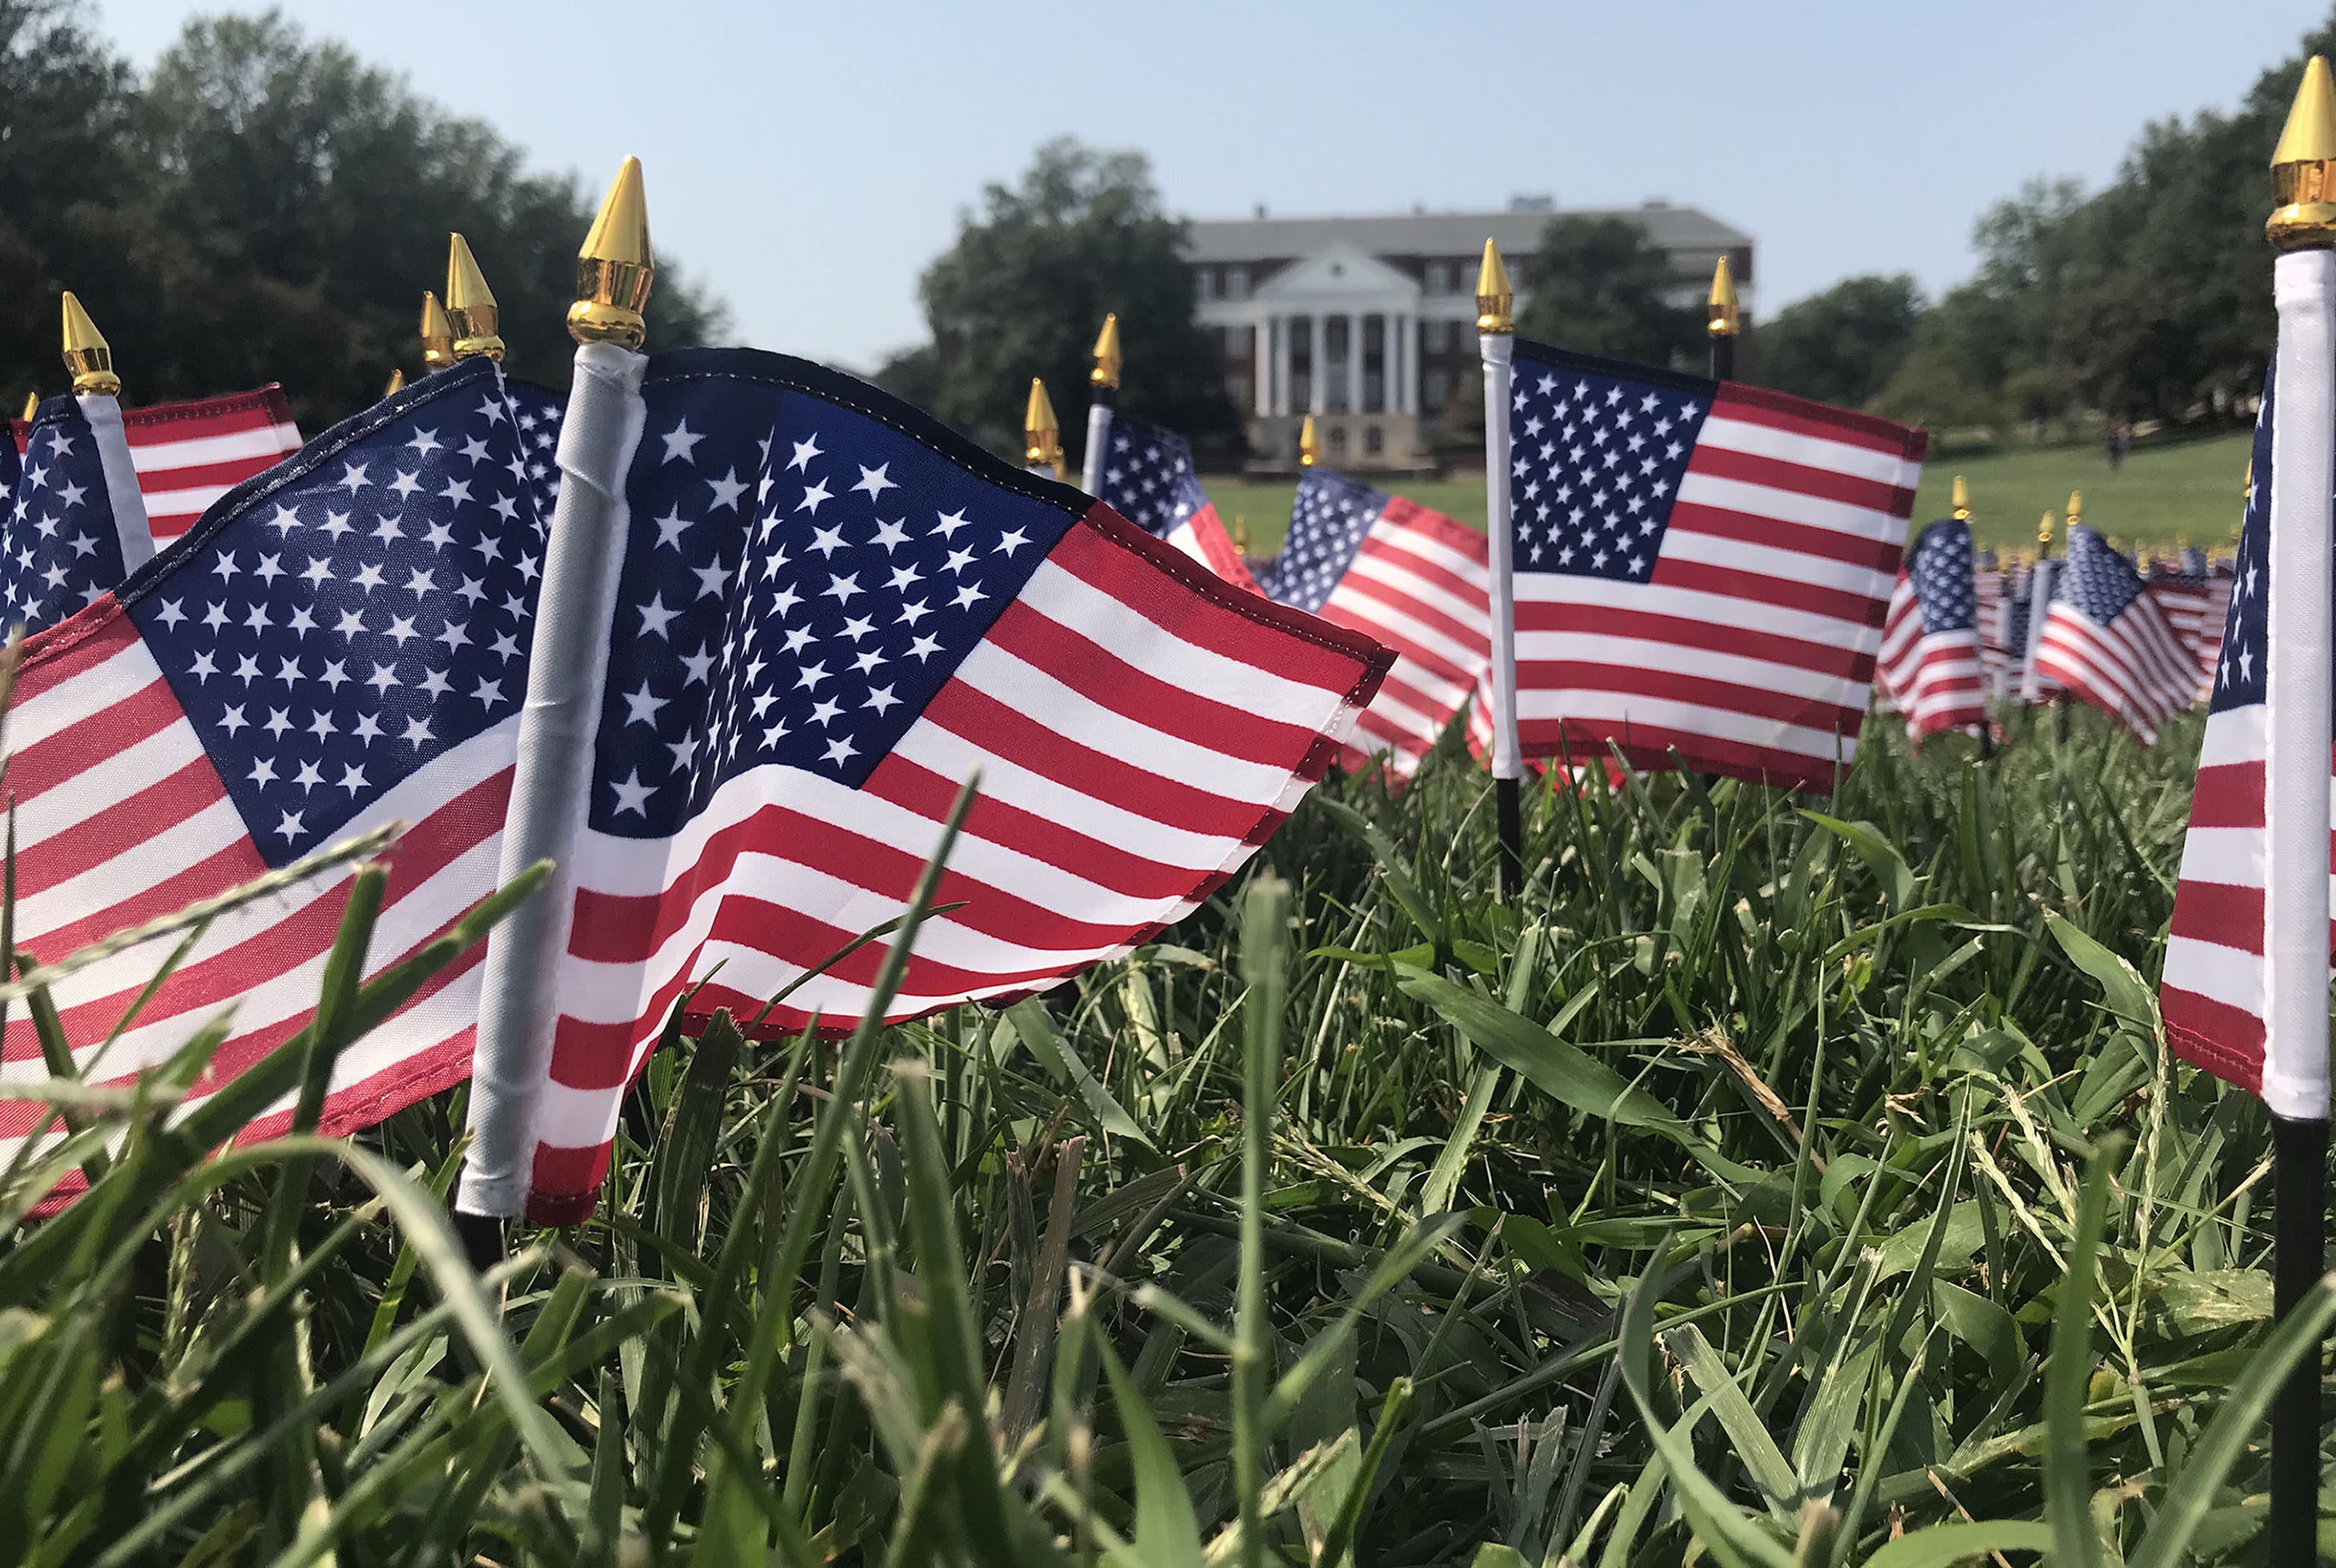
2031;523;2197;743
507;379;566;529
1977;559;2024;696
1254;468;1488;778
1495;343;1925;788
0;357;543;1188
16;387;303;550
2161;373;2320;1107
1088;409;1251;585
2144;558;2215;703
3;398;145;634
513;350;1390;1220
1875;518;1987;740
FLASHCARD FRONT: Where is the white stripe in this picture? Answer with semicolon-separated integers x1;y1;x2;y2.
129;422;301;472
1369;523;1489;592
1676;470;1904;545
2162;935;2264;1018
1514;690;1853;761
1513;628;1867;709
10;638;159;753
137;483;237;523
1324;572;1486;677
1661;524;1895;601
1343;547;1491;645
1513;574;1879;650
1697;411;1922;490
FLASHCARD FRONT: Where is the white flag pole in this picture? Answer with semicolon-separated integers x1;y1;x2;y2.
1475;240;1522;896
58;294;155;576
456;159;655;1233
1081;313;1119;496
2262;57;2336;1568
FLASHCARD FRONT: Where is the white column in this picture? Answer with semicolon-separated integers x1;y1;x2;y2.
1343;313;1359;414
1397;314;1412;414
1252;319;1269;417
1309;316;1326;416
1272;315;1290;417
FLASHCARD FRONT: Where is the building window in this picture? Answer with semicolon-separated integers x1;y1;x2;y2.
1228;374;1250;411
1425;370;1451;409
1226;265;1250;299
1329;425;1350;457
1425;261;1450;294
1197;267;1218;301
1364;425;1384;456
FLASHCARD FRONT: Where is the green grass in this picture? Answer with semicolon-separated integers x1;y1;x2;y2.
1203;429;2255;555
2;701;2329;1564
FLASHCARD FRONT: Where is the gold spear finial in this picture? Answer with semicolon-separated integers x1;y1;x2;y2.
1299;414;1318;467
571;157;654;350
60;293;119;396
1951;475;1970;522
2038;511;2055;549
383;368;406;398
420;291;454;369
2065;490;2082;532
1233;514;1250;554
1024;378;1062;473
445;235;504;362
1707;256;1740;339
2271;56;2336;249
19;391;36;422
1476;239;1514;335
1090;312;1122;390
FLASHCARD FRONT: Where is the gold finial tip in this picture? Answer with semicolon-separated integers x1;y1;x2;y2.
2270;57;2336;247
19;391;37;422
1475;239;1515;335
60;291;119;395
383;368;406;398
1706;256;1740;338
1023;377;1062;470
2275;56;2336;167
572;156;654;349
1299;413;1318;466
1950;474;1970;519
2065;489;2082;521
1090;312;1122;389
420;290;454;369
444;235;505;362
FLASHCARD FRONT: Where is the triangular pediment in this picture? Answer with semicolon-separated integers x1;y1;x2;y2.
1255;242;1420;304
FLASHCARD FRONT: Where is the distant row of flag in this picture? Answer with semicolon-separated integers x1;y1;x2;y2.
0;191;2284;1221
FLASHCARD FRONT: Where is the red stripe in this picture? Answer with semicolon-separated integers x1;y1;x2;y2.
1329;569;1486;667
1517;717;1844;791
2163;989;2265;1096
7;675;188;805
1321;600;1480;694
1645;555;1891;627
1668;500;1904;573
1514;663;1862;733
2188;761;2264;829
1377;497;1486;563
121;386;294;442
12;600;141;703
2169;880;2263;951
865;756;1198;901
1712;385;1929;466
1684;444;1915;518
1514;600;1878;682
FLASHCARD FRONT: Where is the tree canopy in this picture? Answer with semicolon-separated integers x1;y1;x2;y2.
0;2;725;431
1750;273;1922;411
1515;216;1705;371
878;138;1238;462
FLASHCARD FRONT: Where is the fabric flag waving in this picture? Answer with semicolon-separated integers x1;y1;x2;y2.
469;348;1391;1223
1088;409;1252;586
2144;558;2215;699
1875;517;1987;740
3;396;155;634
0;357;545;1191
16;386;303;550
2162;366;2330;1112
1494;343;1925;788
1254;466;1489;777
2031;523;2197;743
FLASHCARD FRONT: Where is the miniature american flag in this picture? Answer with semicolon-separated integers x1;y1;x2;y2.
1255;468;1488;778
1499;343;1925;788
2032;523;2197;743
3;398;146;634
0;358;543;1190
2161;374;2324;1109
517;350;1390;1220
1089;409;1251;585
1875;518;1987;740
12;387;303;550
2145;559;2215;702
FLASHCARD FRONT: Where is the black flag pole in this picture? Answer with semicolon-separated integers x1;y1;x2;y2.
1476;240;1525;900
1705;256;1739;384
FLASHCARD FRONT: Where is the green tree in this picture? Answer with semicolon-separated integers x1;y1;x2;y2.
892;137;1235;462
1514;215;1702;370
1752;273;1922;409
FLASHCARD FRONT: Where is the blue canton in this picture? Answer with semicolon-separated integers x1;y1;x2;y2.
5;398;129;634
589;353;1077;838
1258;468;1386;613
1094;412;1210;537
2212;370;2273;714
1907;519;1977;635
124;358;544;865
2052;523;2149;631
508;379;566;532
1507;348;1710;582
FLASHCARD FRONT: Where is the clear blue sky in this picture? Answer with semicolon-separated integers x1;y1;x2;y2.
96;0;2332;372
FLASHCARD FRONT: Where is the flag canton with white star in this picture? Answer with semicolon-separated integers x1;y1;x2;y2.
586;352;1080;836
1257;468;1386;612
2055;523;2150;634
508;379;566;531
5;398;128;634
1507;353;1712;581
2210;382;2272;715
123;358;544;863
1907;519;1977;633
1094;411;1211;538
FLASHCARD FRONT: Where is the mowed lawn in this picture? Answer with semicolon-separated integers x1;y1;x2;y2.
1200;428;2254;556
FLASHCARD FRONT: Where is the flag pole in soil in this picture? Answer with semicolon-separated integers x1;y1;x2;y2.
456;158;655;1249
2263;56;2336;1568
1080;313;1118;496
1476;239;1524;898
1706;256;1739;383
1955;476;1997;757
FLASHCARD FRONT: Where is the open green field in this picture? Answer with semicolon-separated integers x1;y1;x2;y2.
1203;428;2254;555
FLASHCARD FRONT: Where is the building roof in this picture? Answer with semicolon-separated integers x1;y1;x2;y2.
1180;204;1751;263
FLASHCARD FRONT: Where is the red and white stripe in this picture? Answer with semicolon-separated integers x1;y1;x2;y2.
1161;502;1258;591
1511;387;1922;788
0;603;510;1193
1875;567;1985;741
520;513;1386;1220
1312;499;1489;777
2145;577;2215;703
2033;591;2197;745
14;389;302;552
